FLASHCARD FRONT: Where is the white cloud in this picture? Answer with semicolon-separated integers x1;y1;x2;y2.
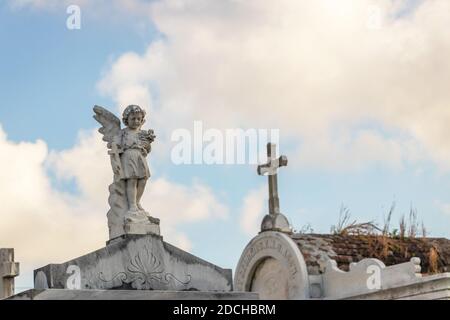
239;185;266;236
11;1;449;172
0;126;106;267
47;130;111;208
93;0;450;172
0;124;228;286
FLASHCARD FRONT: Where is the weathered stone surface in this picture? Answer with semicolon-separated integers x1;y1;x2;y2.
341;273;450;300
9;289;258;300
234;231;309;299
0;248;20;300
121;219;160;241
250;258;289;299
322;257;422;299
291;233;450;274
235;230;450;300
34;234;232;292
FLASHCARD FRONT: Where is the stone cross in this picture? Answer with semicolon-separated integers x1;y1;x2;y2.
0;248;20;299
257;143;292;233
257;143;288;214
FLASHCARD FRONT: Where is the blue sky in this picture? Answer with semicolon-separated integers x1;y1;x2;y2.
1;0;450;292
0;4;150;148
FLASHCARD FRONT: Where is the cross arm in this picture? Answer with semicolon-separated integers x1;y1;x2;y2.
257;155;288;176
0;262;20;278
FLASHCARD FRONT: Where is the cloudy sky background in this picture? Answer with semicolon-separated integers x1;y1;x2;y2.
1;0;450;292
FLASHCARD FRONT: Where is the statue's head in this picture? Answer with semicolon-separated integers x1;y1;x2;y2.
122;105;146;129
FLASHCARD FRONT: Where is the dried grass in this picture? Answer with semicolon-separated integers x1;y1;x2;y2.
428;247;439;274
331;204;380;236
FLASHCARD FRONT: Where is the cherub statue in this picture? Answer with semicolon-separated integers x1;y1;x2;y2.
93;105;159;240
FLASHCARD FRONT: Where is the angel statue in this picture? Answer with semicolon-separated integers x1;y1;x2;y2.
93;105;160;241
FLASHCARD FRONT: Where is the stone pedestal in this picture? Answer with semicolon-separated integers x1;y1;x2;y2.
34;234;232;292
0;248;20;300
261;213;292;234
107;214;161;245
123;217;160;238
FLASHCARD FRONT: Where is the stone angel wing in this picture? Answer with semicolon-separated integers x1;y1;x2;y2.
93;105;125;180
93;105;122;148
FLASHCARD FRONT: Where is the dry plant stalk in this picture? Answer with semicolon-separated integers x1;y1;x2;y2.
399;214;406;239
382;202;395;236
331;204;380;236
428;247;439;274
421;221;427;239
408;207;419;238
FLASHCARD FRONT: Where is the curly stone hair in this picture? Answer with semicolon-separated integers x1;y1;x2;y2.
122;105;146;126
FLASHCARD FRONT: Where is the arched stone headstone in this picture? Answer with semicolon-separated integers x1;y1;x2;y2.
234;231;310;299
34;271;49;290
